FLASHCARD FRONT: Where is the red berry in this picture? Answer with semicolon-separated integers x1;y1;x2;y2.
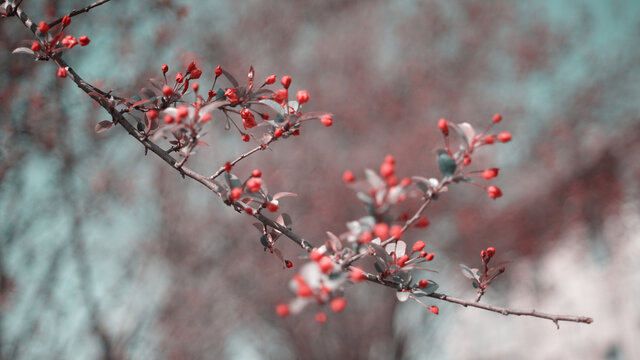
147;110;158;120
285;260;293;268
224;162;232;172
175;72;184;83
78;36;90;46
486;247;496;258
493;113;502;123
380;162;394;178
38;21;49;34
397;254;409;267
310;248;323;262
251;169;262;178
265;75;276;84
296;90;309;104
215;65;222;77
412;241;425;253
247;177;262;192
297;284;313;297
416;216;430;228
418;280;428;288
245;207;254;215
359;231;372;244
400;177;411;187
482;168;499;180
429;306;439;315
241;134;250;142
318;256;333;274
162;85;173;97
373;223;389;240
275;304;289;317
320;114;333;127
267;202;279;212
176;105;189;119
163;114;174;124
425;253;435;261
438;118;448;135
486;185;503;199
162;64;169;73
62;15;71;27
230;187;242;200
274;128;283;138
390;225;403;240
56;67;67;78
315;312;327;323
463;156;471;166
281;75;292;88
484;135;495;144
420;251;427;258
498;132;512;143
330;297;347;313
190;68;202;79
192;82;199;92
342;170;355;183
384;154;395;164
31;41;41;51
350;267;366;282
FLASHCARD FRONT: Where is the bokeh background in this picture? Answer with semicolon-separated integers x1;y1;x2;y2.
1;0;640;359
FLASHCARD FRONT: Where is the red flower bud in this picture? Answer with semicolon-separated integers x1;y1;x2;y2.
373;223;389;240
162;64;169;73
31;41;41;51
416;216;430;228
315;312;327;323
265;74;276;84
162;85;173;97
418;280;428;288
412;241;425;253
425;253;435;261
320;114;333;127
62;15;71;27
241;134;250;142
342;170;355;183
482;168;499;180
38;21;49;34
215;65;222;77
390;225;403;240
296;90;309;104
438;118;448;135
493;113;502;123
163;114;174;124
281;75;292;88
318;256;333;274
230;188;242;201
350;267;366;282
429;305;439;315
275;304;289;317
330;297;347;313
486;247;496;258
486;185;503;199
498;131;512;143
175;72;183;83
78;36;90;46
56;67;67;78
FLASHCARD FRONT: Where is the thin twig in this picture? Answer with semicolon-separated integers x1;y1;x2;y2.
48;0;113;27
427;292;593;329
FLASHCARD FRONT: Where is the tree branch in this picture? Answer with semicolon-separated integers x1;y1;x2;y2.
7;2;593;327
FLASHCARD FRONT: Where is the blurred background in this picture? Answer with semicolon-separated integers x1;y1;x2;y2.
1;0;639;359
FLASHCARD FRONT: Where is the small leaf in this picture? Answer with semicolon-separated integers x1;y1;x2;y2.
365;169;385;189
437;150;457;176
412;280;439;296
94;121;113;133
272;192;297;200
325;231;342;252
12;47;35;56
222;69;239;87
396;292;410;302
259;99;286;117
